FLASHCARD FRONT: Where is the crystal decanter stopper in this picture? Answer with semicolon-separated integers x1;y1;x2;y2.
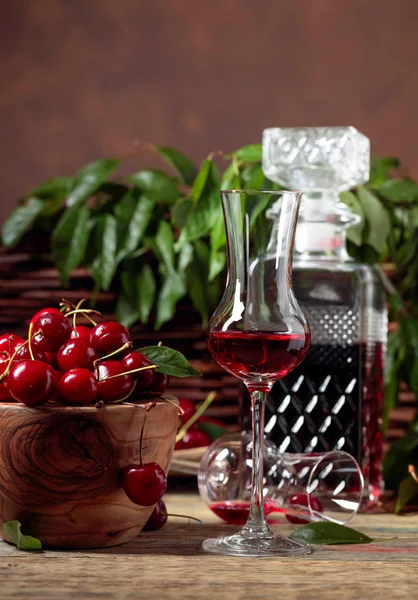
262;126;370;258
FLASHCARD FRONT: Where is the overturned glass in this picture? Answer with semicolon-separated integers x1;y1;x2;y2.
198;432;364;526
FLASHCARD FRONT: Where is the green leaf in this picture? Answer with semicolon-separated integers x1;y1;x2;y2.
171;197;193;228
395;475;418;514
155;220;175;274
66;158;120;207
2;197;44;247
156;146;198;186
139;345;201;377
210;212;226;252
136;264;156;324
383;433;418;490
369;156;400;186
357;187;390;255
177;242;194;272
208;250;226;282
51;204;90;284
116;194;154;262
154;273;186;330
3;520;42;551
186;240;220;323
221;162;241;190
241;164;264;189
129;170;179;203
115;293;140;329
290;522;374;545
199;421;227;440
231;144;262;163
31;176;73;197
339;191;365;246
90;214;118;290
190;158;212;203
177;188;221;248
379;179;418;204
114;187;138;222
187;242;211;324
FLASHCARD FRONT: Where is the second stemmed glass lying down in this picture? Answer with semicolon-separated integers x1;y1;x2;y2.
198;432;364;526
205;189;311;557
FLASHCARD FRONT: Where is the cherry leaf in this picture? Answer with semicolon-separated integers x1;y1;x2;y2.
3;521;42;551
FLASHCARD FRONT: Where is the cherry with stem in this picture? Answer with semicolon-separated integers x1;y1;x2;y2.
122;402;167;506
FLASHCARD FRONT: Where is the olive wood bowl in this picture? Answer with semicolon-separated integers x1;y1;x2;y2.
0;397;178;549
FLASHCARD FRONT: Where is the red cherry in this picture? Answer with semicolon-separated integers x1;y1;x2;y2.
7;360;56;406
71;325;91;340
14;339;47;363
143;499;168;531
174;428;211;450
178;398;196;425
30;307;62;325
286;493;323;525
90;322;131;356
47;369;63;403
33;312;72;352
57;368;99;406
45;352;58;369
57;338;98;372
122;462;167;506
148;371;169;396
97;361;134;402
0;355;13;401
121;352;154;389
0;334;25;356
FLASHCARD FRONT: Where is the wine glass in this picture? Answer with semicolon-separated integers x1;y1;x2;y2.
198;432;364;526
205;189;311;556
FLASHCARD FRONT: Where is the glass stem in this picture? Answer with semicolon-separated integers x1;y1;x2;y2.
242;389;270;535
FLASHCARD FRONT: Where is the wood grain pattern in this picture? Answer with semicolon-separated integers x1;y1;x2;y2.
0;494;417;599
0;399;178;549
1;0;418;225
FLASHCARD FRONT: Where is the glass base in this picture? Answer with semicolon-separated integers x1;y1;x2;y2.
202;531;313;557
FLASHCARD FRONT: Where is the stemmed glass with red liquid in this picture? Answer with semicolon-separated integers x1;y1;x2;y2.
205;190;311;557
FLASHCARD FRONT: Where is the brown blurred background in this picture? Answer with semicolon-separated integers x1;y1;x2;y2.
1;0;418;224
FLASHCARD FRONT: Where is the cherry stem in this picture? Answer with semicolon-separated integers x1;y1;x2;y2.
99;364;157;382
61;298;98;326
160;396;185;416
93;342;133;367
139;402;156;467
27;322;35;361
72;299;87;337
162;513;202;524
0;328;42;382
65;308;100;326
176;391;216;443
109;381;138;404
408;464;418;484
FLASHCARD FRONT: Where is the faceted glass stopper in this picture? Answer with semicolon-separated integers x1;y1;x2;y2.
262;127;370;192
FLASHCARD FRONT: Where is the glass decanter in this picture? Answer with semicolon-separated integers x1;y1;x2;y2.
206;190;312;557
240;127;386;508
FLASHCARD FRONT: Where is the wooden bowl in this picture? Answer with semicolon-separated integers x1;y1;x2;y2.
0;398;178;549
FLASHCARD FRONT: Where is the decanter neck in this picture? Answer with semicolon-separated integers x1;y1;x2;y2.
294;191;358;263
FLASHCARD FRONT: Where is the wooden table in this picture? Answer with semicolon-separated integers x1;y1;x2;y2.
1;493;417;600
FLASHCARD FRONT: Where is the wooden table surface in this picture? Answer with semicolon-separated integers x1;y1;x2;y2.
1;493;417;600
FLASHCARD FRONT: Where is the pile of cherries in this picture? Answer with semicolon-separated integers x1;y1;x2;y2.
0;305;169;407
